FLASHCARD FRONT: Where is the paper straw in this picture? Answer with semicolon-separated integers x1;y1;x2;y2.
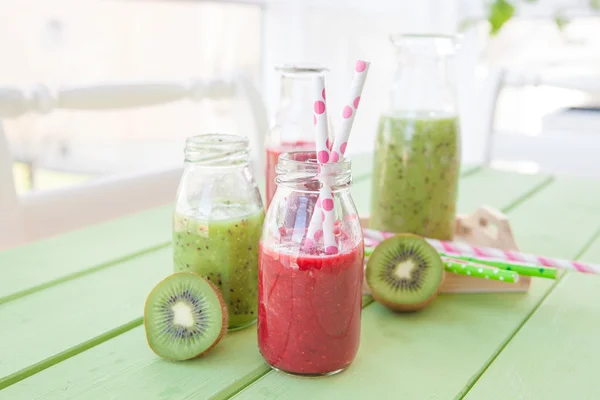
364;245;519;283
363;228;600;275
312;76;331;165
305;76;337;252
305;61;370;251
320;185;338;254
330;60;371;162
443;257;520;283
440;252;557;280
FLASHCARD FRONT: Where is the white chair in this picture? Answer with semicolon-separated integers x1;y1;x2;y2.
481;67;600;174
0;75;268;249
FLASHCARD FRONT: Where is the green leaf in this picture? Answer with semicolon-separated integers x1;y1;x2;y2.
458;18;478;33
554;13;570;31
488;0;516;35
591;0;600;10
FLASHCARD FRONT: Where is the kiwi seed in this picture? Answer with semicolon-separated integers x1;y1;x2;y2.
144;272;228;360
366;233;444;312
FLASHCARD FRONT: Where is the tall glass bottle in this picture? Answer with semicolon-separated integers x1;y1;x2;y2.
173;134;265;330
370;34;461;240
264;65;329;208
258;151;363;376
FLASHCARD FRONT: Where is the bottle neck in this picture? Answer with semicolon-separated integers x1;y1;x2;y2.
389;34;457;115
276;151;352;192
184;133;250;167
271;65;327;145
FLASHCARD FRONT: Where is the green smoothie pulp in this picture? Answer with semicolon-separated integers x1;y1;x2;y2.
370;113;460;240
173;205;264;330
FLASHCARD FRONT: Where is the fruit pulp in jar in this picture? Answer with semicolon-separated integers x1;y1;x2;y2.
370;112;460;240
173;205;264;330
258;242;363;375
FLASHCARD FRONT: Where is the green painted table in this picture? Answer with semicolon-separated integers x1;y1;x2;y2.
2;154;600;400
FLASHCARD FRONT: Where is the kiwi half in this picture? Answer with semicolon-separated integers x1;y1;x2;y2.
366;233;444;312
144;272;228;360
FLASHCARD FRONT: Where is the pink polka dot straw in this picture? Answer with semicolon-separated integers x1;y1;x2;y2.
362;228;600;275
305;76;334;251
305;60;371;253
330;60;370;163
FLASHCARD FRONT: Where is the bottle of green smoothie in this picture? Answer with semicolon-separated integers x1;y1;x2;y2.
173;134;264;330
370;34;461;240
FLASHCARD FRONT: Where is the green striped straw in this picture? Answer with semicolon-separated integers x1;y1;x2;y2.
365;246;519;283
442;257;519;283
439;252;557;280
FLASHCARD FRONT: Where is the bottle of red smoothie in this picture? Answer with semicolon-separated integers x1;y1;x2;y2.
258;151;364;376
264;65;330;208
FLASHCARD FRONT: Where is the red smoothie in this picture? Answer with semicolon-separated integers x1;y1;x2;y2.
265;142;315;208
258;243;364;375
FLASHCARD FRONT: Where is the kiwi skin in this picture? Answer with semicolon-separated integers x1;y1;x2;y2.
370;284;442;313
366;233;445;313
144;272;229;360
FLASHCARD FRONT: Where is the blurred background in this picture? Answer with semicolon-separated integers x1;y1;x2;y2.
1;0;600;195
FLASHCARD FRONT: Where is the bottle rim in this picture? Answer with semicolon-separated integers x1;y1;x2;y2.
275;64;329;76
390;33;458;55
275;150;352;191
184;133;249;166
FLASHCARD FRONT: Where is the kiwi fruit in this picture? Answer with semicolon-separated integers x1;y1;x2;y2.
144;272;228;360
366;233;444;312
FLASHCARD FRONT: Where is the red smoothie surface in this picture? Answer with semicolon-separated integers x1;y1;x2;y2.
265;142;315;208
258;242;363;375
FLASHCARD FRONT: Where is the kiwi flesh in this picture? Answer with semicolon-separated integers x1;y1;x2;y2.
366;233;444;312
144;272;228;360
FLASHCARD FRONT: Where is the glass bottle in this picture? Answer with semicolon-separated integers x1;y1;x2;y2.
173;134;265;330
370;34;461;240
258;151;364;376
264;65;329;208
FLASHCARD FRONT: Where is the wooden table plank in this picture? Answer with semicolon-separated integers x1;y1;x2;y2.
0;205;172;304
0;248;171;389
0;297;372;400
463;272;600;400
0;327;263;400
234;175;600;399
462;178;600;399
505;177;600;259
0;168;557;398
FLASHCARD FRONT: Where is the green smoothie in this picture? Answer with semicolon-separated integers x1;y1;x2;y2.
173;204;264;330
369;113;460;240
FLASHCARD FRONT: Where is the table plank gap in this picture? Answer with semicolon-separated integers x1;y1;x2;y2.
0;248;172;386
502;176;555;213
456;273;567;399
573;225;600;261
460;165;483;178
0;242;170;306
0;204;173;301
463;270;600;399
208;366;273;400
0;318;142;391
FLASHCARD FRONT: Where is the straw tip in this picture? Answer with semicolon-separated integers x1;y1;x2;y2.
355;60;370;73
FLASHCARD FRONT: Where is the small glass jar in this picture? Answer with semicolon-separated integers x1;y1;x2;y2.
264;65;330;208
173;134;265;330
258;151;364;376
370;34;461;240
